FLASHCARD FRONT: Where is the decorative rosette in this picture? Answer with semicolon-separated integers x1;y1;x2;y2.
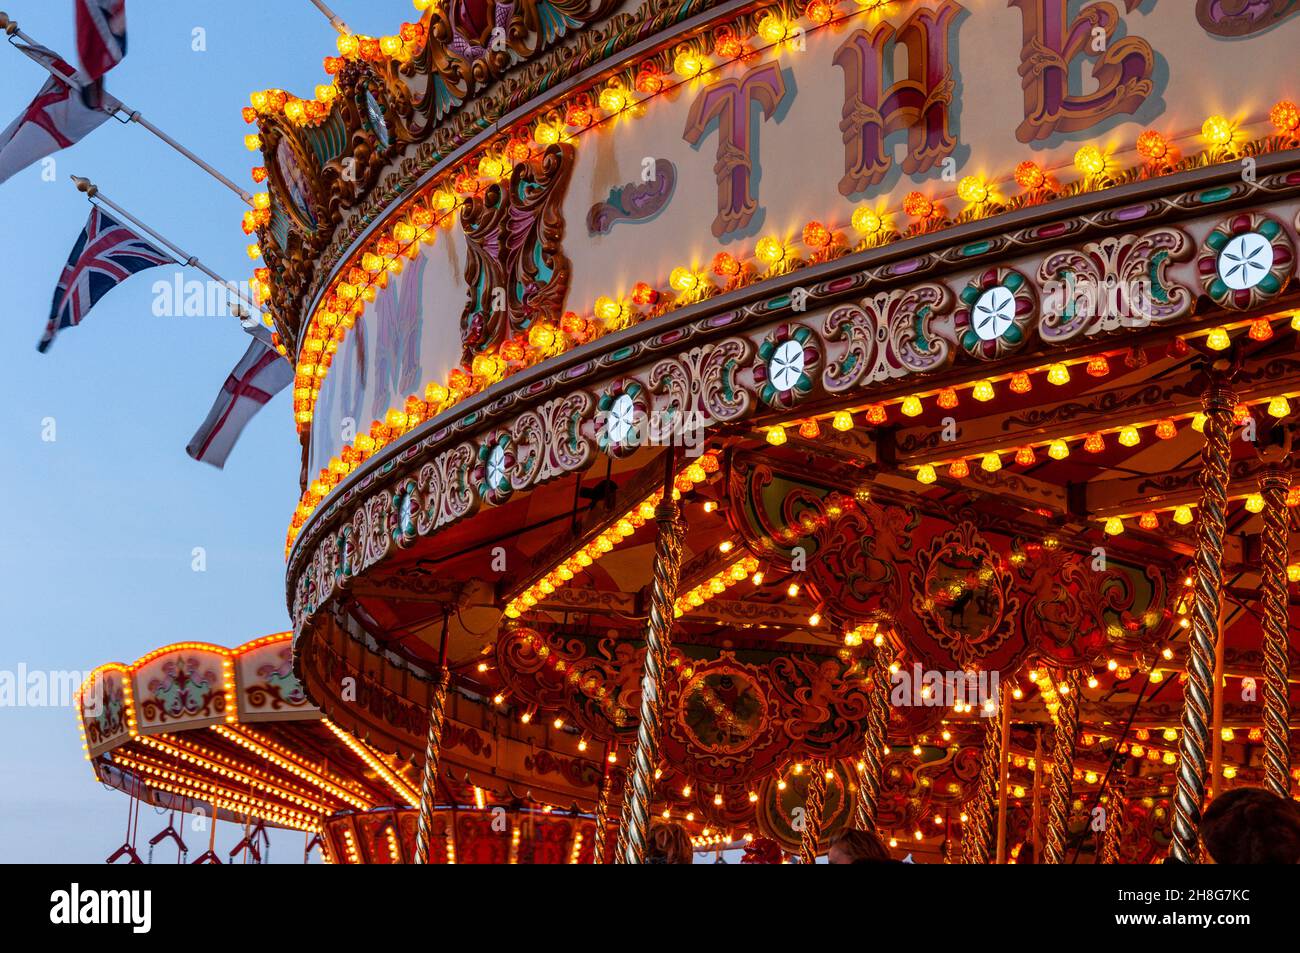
754;323;820;409
595;379;648;458
953;267;1035;360
473;432;516;505
1198;213;1294;309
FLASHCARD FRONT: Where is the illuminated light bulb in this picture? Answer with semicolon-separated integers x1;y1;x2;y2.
1155;419;1176;439
244;134;262;151
936;387;958;410
1139;512;1158;530
1271;100;1300;135
1073;145;1106;176
1083;432;1104;453
851;206;882;234
246;243;262;260
957;175;988;204
1201;114;1234;146
1288;564;1300;583
1118;426;1140;447
594;296;623;323
900;395;923;417
798;419;822;440
757;14;789;43
1009;371;1032;394
755;236;785;265
1014;161;1046;190
981;452;1001;473
802;220;831;250
864;404;887;425
1232;402;1250;426
787;582;800;599
1205;326;1231;350
912;745;923;757
808;612;821;626
533;123;560;146
832;411;853;431
1103;516;1124;536
1046;363;1070;385
336;33;359;57
902;191;933;219
766;427;787;446
1086;354;1109;377
669;267;699;293
1267;396;1290;418
673;51;705;79
751;571;764;586
1047;439;1070;460
916;464;937;485
948;458;969;479
1172;505;1193;525
1136;130;1169;161
598;86;630;114
1249;317;1274;341
1014;446;1035;466
1191;413;1207;433
971;379;995;402
1245;493;1265;514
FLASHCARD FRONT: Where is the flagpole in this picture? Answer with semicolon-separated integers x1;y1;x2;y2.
71;176;264;324
307;0;352;35
0;11;254;207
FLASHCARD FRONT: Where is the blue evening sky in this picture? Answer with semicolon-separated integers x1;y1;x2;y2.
0;0;419;863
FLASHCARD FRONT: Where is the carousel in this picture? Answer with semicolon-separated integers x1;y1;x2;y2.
136;0;1300;863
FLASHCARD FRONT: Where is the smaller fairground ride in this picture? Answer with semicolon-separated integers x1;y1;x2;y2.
73;633;618;863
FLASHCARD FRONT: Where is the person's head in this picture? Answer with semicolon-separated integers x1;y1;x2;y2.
1200;787;1300;864
645;820;694;864
827;828;893;864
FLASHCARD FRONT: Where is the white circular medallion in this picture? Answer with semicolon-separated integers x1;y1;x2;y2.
1217;231;1273;291
972;286;1016;342
769;339;806;392
607;393;637;447
487;444;507;488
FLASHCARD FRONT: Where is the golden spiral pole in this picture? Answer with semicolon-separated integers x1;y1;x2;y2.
620;488;684;865
1099;776;1127;865
800;762;828;864
964;700;1003;864
413;664;451;865
1260;468;1293;799
1170;378;1234;863
854;642;894;831
592;744;614;864
1044;668;1083;865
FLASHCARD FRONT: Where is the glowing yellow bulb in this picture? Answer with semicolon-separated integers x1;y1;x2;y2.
1117;426;1140;447
971;380;994;402
1201;114;1234;146
1103;516;1124;535
1205;326;1231;351
916;464;937;485
1245;493;1265;513
832;411;853;431
981;452;1001;473
1073;145;1106;176
755;236;785;264
766;426;787;446
1173;505;1193;525
1046;363;1070;386
1047;439;1070;460
900;395;923;417
851;207;882;234
956;175;988;204
1268;396;1290;418
598;86;630;113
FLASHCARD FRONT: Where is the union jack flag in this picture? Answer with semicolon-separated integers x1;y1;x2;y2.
38;206;172;352
76;0;128;82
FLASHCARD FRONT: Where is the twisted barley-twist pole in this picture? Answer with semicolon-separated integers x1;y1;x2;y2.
1044;668;1083;865
854;643;893;831
1099;777;1127;865
413;665;451;865
620;497;684;865
1260;469;1293;799
1170;381;1234;863
965;701;1003;864
592;746;614;864
800;762;828;864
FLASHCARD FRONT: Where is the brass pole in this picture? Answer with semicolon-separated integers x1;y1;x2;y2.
621;455;684;865
592;744;614;864
1044;668;1083;864
994;685;1012;864
1170;377;1234;863
854;642;893;831
1099;775;1127;865
413;667;451;864
1260;468;1293;798
800;762;828;864
1031;728;1044;862
965;697;1003;864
